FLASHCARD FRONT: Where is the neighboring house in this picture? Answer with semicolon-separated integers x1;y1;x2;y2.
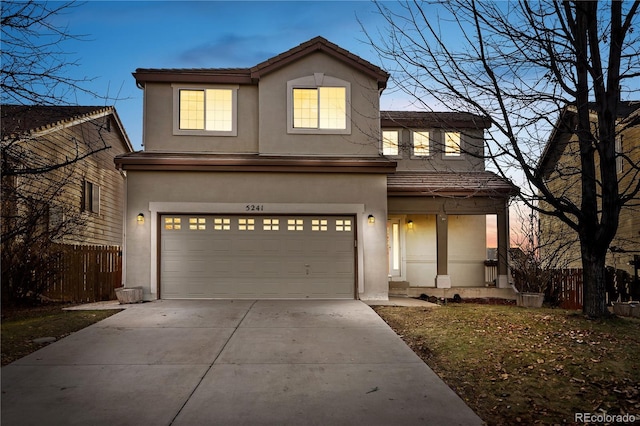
537;101;640;277
1;105;133;247
115;36;515;301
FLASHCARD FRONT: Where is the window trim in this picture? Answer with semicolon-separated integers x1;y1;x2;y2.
172;84;238;136
287;74;351;135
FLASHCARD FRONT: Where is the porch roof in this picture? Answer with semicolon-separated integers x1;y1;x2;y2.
387;171;518;197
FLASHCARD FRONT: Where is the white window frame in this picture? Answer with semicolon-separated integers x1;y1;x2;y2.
172;84;238;136
411;130;431;158
287;73;351;135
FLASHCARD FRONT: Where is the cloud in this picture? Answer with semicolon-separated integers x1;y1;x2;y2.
177;34;278;68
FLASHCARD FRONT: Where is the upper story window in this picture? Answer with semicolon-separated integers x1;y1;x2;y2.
412;131;430;157
172;84;238;136
287;74;351;135
382;130;399;156
83;180;100;214
293;87;346;129
444;132;462;157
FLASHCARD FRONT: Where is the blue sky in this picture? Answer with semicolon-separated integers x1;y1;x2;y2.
49;0;421;150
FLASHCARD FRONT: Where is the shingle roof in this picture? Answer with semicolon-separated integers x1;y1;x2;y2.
133;36;389;88
381;111;491;129
1;105;111;135
387;171;517;197
251;36;388;86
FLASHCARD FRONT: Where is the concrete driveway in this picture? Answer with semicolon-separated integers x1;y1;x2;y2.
1;300;483;425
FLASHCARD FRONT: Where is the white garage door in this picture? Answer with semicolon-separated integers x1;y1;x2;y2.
160;215;356;299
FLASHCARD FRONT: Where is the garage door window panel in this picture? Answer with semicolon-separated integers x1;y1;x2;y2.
165;217;182;230
238;218;255;231
288;219;304;231
263;218;280;231
214;218;231;231
189;217;206;230
312;219;328;231
336;219;352;232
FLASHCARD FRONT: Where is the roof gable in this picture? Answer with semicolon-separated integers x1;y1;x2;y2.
250;36;389;88
1;104;133;152
536;101;640;178
133;36;389;89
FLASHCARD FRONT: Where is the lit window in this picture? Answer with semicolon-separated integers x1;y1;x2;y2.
189;217;206;230
288;74;350;134
445;132;461;156
174;85;237;135
293;87;345;129
412;131;430;156
382;131;399;156
165;217;181;230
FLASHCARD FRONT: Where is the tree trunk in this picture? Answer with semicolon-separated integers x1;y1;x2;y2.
580;241;610;318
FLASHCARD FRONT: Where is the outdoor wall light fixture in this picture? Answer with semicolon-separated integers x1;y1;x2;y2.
137;213;145;224
368;215;375;224
407;220;414;229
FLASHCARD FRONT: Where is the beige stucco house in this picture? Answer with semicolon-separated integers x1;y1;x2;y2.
115;37;515;301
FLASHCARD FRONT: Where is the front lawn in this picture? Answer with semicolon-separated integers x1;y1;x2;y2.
374;304;640;425
1;303;121;366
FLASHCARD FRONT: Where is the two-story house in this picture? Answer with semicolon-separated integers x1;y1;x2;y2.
1;105;133;246
115;37;515;301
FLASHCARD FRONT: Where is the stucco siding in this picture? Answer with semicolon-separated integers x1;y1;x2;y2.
391;214;487;288
124;170;389;299
142;82;260;153
258;52;381;157
390;128;486;172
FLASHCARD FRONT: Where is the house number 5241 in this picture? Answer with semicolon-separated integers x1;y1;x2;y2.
245;204;264;212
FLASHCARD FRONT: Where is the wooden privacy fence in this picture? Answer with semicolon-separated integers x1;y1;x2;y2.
43;244;122;303
548;268;583;310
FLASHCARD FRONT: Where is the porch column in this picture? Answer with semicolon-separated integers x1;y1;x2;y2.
436;213;451;288
496;205;510;288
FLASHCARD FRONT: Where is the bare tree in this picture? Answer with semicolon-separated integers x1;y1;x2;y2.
364;0;640;317
1;1;98;105
1;1;116;304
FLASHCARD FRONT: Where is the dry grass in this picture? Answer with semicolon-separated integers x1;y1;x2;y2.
1;303;120;366
374;304;640;425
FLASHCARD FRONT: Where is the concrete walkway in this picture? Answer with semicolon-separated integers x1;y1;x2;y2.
2;300;481;425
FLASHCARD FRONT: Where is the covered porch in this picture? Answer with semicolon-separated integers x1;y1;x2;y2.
386;171;517;299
